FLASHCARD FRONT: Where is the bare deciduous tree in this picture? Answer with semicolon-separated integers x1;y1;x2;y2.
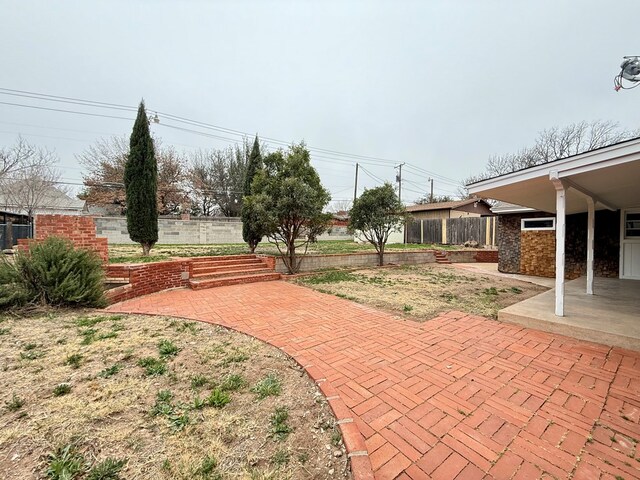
327;199;353;214
461;120;639;196
78;136;187;215
0;136;37;180
0;138;62;220
187;139;253;217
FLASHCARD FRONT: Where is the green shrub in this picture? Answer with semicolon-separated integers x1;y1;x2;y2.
0;237;106;309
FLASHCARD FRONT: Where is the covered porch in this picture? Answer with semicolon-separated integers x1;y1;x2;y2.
499;276;640;350
468;137;640;347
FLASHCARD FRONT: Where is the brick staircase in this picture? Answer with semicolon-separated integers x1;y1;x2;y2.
188;255;281;290
434;250;452;264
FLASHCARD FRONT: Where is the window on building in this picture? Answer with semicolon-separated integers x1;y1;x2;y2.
624;211;640;238
521;217;555;231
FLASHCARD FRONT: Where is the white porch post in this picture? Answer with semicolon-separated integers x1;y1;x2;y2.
586;197;595;295
551;172;566;316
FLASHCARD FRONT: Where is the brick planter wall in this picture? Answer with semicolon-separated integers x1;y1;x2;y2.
17;214;108;263
105;260;190;303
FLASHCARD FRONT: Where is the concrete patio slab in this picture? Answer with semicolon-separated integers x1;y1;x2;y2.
108;281;640;480
500;277;640;351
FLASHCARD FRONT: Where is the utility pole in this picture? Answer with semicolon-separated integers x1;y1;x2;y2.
428;177;434;203
395;163;405;203
353;163;359;202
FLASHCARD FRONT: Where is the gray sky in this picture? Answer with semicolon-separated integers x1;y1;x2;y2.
1;0;638;206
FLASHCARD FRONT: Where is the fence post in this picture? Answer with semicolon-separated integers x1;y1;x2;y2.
420;220;424;244
441;218;447;244
7;221;13;249
485;217;491;246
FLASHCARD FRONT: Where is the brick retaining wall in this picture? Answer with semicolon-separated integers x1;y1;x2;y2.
105;260;191;303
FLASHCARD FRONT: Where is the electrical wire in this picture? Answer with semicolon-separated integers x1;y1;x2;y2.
0;87;462;182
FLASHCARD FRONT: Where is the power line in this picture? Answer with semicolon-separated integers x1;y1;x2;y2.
0;100;133;121
0;87;462;183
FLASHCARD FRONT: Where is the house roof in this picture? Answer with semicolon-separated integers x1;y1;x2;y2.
0;183;85;214
467;137;640;214
405;198;489;213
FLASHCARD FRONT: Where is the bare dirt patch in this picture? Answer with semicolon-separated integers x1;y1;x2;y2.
0;312;350;479
296;264;548;320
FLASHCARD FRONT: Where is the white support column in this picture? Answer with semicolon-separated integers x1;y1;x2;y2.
551;172;566;317
586;198;595;295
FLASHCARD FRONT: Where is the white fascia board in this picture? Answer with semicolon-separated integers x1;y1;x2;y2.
491;205;538;214
467;138;640;194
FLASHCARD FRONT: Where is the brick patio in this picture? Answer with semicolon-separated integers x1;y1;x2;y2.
107;281;640;480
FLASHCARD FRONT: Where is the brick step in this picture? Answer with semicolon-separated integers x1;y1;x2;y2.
191;257;264;268
192;261;267;275
189;272;281;290
192;267;275;279
190;254;258;263
434;251;452;264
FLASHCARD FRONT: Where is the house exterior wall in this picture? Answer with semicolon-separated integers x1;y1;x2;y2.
408;210;451;221
498;210;620;278
455;202;493;216
520;230;555;277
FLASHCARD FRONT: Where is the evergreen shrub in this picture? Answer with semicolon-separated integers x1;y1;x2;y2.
0;237;106;309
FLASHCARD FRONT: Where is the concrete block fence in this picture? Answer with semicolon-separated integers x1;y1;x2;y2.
95;216;352;245
273;249;498;274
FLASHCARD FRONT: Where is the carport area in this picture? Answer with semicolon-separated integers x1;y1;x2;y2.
468;138;640;346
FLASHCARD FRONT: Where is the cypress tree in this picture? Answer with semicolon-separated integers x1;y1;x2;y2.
241;135;263;252
124;101;158;256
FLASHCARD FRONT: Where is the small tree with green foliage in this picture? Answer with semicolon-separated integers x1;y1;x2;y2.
349;183;407;266
124;101;158;256
241;135;264;252
248;143;331;273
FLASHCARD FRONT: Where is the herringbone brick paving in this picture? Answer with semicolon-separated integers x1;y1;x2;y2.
108;281;640;480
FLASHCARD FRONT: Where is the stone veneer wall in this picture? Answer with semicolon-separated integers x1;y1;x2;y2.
498;210;620;278
520;230;555;277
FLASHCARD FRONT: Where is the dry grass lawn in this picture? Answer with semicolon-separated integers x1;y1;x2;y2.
0;312;350;480
297;264;548;320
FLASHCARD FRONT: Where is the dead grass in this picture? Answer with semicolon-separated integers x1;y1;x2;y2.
0;312;350;479
297;264;548;320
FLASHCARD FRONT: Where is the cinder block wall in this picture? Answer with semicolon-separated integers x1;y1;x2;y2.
95;217;351;245
274;249;496;273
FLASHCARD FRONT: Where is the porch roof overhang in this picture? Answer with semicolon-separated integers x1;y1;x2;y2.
467;137;640;213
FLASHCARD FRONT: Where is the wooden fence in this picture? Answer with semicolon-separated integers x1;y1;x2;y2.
406;216;496;246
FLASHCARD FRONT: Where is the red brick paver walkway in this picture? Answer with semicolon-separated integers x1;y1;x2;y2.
108;282;640;480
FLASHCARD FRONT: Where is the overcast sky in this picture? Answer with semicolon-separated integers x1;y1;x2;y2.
1;0;638;206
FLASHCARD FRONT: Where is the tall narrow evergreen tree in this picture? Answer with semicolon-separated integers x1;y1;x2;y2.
241;135;264;252
124;101;158;256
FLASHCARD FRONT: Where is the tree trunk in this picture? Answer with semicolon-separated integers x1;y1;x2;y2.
377;243;384;266
142;243;151;256
288;242;297;274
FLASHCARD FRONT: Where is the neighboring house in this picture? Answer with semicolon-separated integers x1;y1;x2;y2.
406;198;493;220
491;201;619;279
468;137;640;316
0;184;86;217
